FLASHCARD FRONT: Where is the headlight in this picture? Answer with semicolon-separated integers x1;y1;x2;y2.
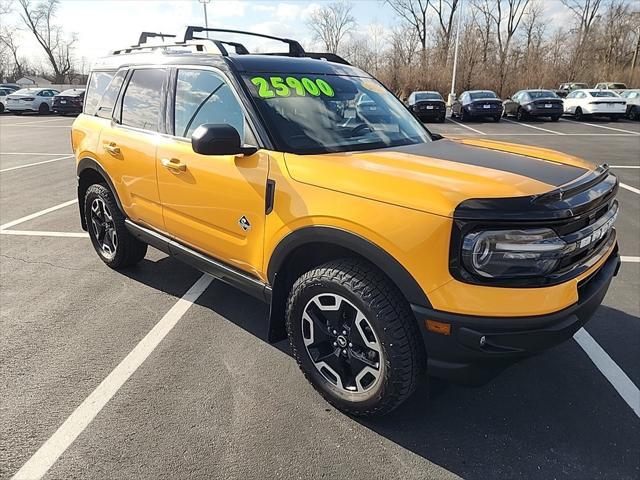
462;228;567;278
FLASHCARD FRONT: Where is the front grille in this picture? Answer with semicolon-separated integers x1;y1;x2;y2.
555;201;617;274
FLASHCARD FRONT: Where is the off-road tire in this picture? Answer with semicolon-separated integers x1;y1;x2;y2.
84;183;147;269
286;258;426;416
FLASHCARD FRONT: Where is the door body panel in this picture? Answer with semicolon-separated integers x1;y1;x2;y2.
156;138;269;278
98;126;163;228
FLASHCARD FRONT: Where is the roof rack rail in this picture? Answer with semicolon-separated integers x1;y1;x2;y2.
135;32;176;47
180;26;306;57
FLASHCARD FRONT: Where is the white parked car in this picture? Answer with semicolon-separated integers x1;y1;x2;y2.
620;89;640;121
5;88;60;115
0;87;12;113
594;82;628;93
563;89;626;121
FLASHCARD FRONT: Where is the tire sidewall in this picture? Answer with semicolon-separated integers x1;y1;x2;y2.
84;185;125;267
287;278;392;412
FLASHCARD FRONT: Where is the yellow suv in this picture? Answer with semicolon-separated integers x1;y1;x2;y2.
72;28;620;416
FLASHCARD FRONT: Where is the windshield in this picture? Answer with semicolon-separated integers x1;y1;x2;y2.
469;91;497;100
590;91;617;97
415;92;442;101
243;73;430;154
528;90;558;99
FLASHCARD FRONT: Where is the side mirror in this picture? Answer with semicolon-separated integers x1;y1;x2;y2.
191;124;257;156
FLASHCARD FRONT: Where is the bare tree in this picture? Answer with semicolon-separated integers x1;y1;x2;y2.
386;0;431;52
561;0;604;77
17;0;77;83
429;0;460;64
0;27;26;80
307;1;357;54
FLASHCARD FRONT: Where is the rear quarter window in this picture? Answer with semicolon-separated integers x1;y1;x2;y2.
84;71;116;115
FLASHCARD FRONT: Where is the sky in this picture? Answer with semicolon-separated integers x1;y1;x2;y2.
3;0;573;74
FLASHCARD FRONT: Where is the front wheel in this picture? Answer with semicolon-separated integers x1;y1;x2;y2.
286;259;426;416
38;102;50;114
574;107;584;121
516;108;526;121
84;184;147;269
460;108;468;122
629;107;639;121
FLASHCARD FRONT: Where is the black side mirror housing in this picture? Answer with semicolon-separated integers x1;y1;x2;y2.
191;124;257;156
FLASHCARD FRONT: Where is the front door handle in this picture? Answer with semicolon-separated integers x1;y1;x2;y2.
103;142;120;155
161;158;187;172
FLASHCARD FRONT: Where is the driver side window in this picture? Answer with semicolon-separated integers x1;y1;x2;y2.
174;69;245;140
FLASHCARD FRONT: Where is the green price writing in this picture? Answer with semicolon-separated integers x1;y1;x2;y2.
251;76;335;98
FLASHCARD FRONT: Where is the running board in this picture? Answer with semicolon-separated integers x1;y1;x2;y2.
124;219;271;303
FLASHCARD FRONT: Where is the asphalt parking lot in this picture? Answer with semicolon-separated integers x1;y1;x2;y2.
1;112;638;480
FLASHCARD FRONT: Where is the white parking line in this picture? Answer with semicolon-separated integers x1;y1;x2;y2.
0;199;77;231
10;273;214;480
574;328;640;418
609;165;640;169
0;230;88;238
502;118;565;135
621;256;640;263
620;183;640;195
0;125;71;128
442;133;637;137
0;152;72;156
7;117;73;126
446;118;487;135
560;118;640;135
0;155;73;173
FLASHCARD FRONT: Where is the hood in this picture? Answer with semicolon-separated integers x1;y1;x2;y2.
283;138;595;218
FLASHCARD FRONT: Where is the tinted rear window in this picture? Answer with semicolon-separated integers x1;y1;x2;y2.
85;71;115;114
469;91;497;100
527;90;558;99
590;91;616;97
60;89;84;96
415;92;442;101
121;68;165;131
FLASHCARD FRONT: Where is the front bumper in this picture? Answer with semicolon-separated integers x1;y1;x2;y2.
412;245;620;385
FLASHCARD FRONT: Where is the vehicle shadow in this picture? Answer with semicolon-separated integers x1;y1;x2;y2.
120;257;640;479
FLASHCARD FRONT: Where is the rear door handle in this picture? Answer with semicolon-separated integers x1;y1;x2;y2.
161;158;187;172
103;142;120;155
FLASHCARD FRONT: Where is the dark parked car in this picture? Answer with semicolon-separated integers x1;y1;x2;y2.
502;89;563;121
407;91;446;122
451;90;502;122
52;88;85;115
0;83;20;92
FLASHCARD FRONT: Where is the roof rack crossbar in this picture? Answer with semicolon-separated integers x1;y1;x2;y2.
135;32;176;47
191;37;250;55
181;27;305;57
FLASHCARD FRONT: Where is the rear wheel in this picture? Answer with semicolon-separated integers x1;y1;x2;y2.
84;184;147;269
574;107;584;121
38;102;49;114
0;103;4;113
493;115;501;122
551;115;561;122
609;116;618;122
286;259;426;416
438;114;446;123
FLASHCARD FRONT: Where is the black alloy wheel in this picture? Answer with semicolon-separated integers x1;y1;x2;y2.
575;107;584;121
516;107;527;121
38;102;49;114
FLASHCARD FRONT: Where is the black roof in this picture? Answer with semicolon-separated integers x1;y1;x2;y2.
92;51;366;77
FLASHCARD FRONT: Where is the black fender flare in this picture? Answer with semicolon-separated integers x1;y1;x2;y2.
77;157;124;228
267;226;431;308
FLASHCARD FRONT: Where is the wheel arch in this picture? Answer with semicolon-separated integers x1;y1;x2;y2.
266;226;430;343
77;157;124;230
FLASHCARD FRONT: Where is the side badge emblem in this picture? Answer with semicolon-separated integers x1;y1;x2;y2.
238;216;251;232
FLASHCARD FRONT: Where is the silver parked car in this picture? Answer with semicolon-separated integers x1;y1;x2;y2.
619;89;640;120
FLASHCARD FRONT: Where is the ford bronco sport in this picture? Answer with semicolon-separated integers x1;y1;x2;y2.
72;28;620;416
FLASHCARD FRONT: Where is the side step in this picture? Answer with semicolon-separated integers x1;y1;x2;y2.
125;219;271;303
